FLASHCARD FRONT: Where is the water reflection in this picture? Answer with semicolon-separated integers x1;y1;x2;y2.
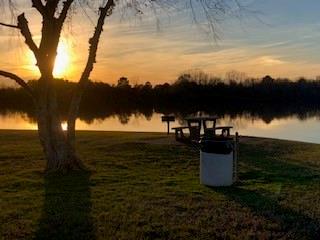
1;109;320;144
0;111;37;130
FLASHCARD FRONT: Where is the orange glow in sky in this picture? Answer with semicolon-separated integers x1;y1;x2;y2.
1;1;320;85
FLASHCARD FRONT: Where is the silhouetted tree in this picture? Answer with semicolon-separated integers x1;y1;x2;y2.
225;70;247;83
144;81;152;89
117;77;130;88
0;0;247;172
262;75;274;85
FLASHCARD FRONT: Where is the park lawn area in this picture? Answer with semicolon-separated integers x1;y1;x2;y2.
0;130;320;239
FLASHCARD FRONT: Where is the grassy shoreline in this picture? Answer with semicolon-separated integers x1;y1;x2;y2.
0;130;319;239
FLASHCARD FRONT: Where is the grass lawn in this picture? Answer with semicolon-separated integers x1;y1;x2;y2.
0;130;320;239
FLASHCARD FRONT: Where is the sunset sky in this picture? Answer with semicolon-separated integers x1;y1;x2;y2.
1;0;320;85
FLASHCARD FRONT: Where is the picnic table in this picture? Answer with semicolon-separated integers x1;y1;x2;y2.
184;116;219;132
172;116;233;143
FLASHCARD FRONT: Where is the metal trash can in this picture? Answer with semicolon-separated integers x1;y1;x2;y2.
199;137;236;187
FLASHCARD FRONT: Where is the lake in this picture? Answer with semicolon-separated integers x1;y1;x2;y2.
1;111;320;144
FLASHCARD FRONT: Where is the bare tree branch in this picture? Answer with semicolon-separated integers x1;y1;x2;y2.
44;0;60;17
79;0;115;84
0;13;40;61
0;70;35;98
17;13;40;59
31;0;46;16
67;0;115;144
58;0;74;27
0;22;18;28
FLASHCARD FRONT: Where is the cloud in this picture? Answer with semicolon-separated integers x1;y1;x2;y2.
256;56;285;66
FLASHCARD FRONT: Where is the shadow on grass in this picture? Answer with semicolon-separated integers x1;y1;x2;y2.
215;186;320;239
239;144;320;185
213;149;320;239
35;170;95;240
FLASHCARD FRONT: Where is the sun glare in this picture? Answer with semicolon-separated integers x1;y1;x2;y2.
61;122;68;131
53;42;71;78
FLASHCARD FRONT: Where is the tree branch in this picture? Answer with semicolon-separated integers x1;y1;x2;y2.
67;0;115;145
0;14;39;58
78;0;115;85
0;70;35;99
44;0;60;17
31;0;46;16
0;22;19;29
58;0;74;27
17;13;39;59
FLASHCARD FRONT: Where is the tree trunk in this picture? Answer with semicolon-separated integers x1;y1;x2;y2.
67;82;87;149
37;76;83;172
32;11;85;172
37;107;83;172
38;122;75;170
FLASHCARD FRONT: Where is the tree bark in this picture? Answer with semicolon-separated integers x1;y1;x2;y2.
37;119;83;172
37;76;83;172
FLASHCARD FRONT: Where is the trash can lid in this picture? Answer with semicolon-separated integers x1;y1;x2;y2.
199;138;233;155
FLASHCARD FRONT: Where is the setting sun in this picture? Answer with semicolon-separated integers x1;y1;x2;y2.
53;41;71;78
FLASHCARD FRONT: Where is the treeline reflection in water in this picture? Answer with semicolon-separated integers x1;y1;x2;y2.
1;77;320;142
2;104;320;143
0;103;320;127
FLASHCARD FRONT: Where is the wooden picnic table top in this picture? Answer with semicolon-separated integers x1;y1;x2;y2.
184;116;219;121
172;126;190;130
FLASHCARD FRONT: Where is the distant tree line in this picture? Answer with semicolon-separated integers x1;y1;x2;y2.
1;70;320;124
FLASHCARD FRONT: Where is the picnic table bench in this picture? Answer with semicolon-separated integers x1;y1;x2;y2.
215;126;233;137
204;126;233;137
172;126;200;143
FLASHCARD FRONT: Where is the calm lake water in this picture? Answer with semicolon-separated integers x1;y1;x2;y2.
1;111;320;144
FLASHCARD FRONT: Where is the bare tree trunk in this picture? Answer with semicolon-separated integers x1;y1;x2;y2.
37;105;83;172
67;84;85;149
29;9;85;172
37;119;82;172
37;76;83;172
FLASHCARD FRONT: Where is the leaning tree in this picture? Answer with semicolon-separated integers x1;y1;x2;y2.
0;0;246;172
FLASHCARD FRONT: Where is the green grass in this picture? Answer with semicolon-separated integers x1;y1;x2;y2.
0;130;320;239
